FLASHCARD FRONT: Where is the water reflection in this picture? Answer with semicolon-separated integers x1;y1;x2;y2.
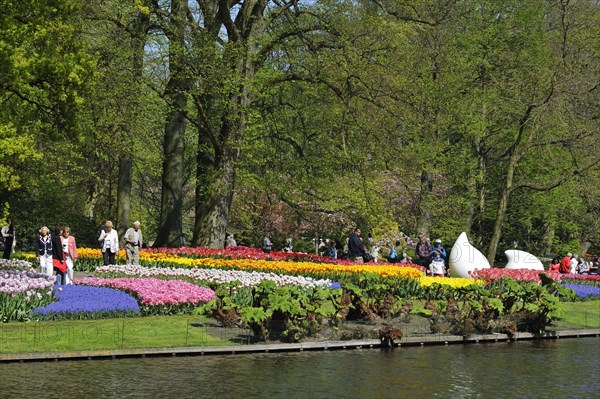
1;338;598;398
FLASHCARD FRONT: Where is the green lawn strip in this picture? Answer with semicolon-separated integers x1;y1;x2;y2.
551;300;600;329
0;315;235;355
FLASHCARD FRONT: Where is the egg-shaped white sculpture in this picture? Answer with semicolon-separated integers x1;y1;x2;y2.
449;232;491;278
504;249;544;270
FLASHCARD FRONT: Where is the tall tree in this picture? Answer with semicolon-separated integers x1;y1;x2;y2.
153;0;190;246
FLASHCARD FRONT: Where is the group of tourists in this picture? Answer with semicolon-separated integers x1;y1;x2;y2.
99;220;145;266
549;253;599;274
32;220;144;285
37;225;78;285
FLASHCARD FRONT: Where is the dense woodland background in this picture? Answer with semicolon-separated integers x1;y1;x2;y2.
1;0;598;261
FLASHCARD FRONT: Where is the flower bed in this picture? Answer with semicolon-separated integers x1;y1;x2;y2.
0;259;34;271
144;246;357;264
94;265;333;288
470;268;562;283
141;257;425;281
561;274;600;284
0;270;55;294
73;246;424;271
32;285;140;320
470;268;600;285
75;277;216;315
561;284;600;299
0;270;56;322
419;276;485;289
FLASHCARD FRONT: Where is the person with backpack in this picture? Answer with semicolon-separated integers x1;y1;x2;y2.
387;241;400;263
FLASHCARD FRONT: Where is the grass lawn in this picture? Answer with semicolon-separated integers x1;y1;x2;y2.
551;300;600;329
2;301;598;355
0;315;234;355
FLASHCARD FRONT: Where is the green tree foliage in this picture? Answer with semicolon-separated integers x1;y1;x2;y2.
0;0;597;258
0;0;93;194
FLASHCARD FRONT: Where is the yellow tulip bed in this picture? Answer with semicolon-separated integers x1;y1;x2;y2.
76;247;424;279
419;276;485;289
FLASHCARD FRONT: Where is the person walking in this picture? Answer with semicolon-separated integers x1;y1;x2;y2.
262;234;272;254
37;226;53;276
1;216;15;259
327;240;337;259
61;226;78;284
348;228;367;262
51;225;66;285
99;220;119;266
124;221;144;265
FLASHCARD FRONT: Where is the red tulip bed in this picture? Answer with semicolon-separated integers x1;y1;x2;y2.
145;245;356;265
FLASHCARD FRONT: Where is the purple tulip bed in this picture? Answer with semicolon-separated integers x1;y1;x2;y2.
32;285;140;320
1;269;56;322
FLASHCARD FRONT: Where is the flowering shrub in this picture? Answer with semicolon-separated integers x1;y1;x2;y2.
95;265;333;288
75;277;216;315
0;259;34;271
561;284;600;299
32;285;140;320
0;270;56;322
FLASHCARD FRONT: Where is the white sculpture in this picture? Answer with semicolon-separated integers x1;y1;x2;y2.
449;232;491;278
504;249;544;270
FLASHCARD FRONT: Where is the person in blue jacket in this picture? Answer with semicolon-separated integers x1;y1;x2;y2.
430;239;447;260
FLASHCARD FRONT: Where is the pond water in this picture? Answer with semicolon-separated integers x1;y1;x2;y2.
1;338;599;398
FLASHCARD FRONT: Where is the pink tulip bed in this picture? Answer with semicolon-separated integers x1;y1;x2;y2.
470;268;600;287
470;268;563;283
75;277;216;315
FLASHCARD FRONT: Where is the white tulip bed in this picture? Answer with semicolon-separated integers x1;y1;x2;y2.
94;264;333;289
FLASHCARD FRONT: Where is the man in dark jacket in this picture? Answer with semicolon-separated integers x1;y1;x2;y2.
348;228;367;261
51;225;66;285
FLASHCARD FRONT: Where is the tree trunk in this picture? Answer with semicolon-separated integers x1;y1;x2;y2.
541;221;554;256
473;137;486;247
83;180;101;219
154;0;189;247
192;151;236;248
487;151;518;264
416;170;432;235
578;242;591;257
116;10;148;242
189;1;268;248
116;153;133;239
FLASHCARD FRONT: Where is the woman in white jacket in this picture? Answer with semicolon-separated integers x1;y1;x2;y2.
37;226;53;276
99;220;119;266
